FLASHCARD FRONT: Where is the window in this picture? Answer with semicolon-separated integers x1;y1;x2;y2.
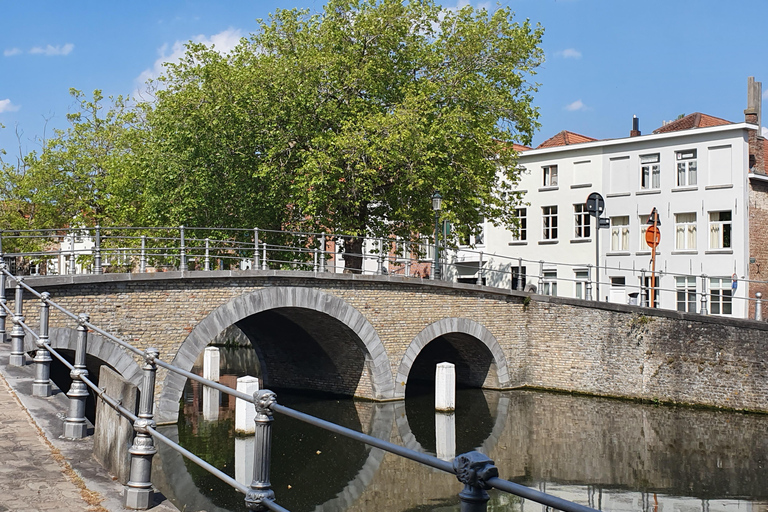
575;270;589;299
542;206;558;240
543;270;557;296
709;211;732;249
610;216;629;251
639;217;650;250
512;208;527;242
674;213;697;250
710;277;733;315
640;154;660;189
459;217;485;246
573;204;591;239
395;239;410;261
676;149;697;187
511;266;527;291
676;276;697;312
543;165;558;187
640;275;659;308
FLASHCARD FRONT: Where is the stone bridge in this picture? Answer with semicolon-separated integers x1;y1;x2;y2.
16;270;768;424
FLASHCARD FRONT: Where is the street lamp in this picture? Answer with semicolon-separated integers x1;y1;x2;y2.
432;191;442;280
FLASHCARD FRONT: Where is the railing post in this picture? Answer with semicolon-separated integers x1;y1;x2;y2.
9;279;26;366
453;451;499;512
94;225;102;274
537;260;544;291
32;292;52;397
700;274;708;316
377;239;384;275
0;263;7;344
585;264;593;301
756;292;763;321
516;258;523;292
140;235;147;273
262;243;267;270
640;269;647;306
179;226;188;272
69;230;77;275
204;238;211;271
63;314;89;439
476;252;484;286
319;234;326;273
245;389;277;512
125;348;159;510
253;228;260;270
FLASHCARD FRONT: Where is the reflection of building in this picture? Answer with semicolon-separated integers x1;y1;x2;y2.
449;77;767;318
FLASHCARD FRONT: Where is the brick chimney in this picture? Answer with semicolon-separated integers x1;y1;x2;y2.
630;115;641;137
745;76;765;174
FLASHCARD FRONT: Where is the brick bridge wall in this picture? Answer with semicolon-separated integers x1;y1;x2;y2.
15;270;768;424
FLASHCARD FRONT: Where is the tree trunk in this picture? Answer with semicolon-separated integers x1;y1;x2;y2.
342;236;364;274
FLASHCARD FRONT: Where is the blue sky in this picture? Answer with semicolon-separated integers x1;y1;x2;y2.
2;0;767;159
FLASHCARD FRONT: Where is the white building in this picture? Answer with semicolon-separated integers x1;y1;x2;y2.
449;77;768;319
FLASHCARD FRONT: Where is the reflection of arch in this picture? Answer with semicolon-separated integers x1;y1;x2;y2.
156;287;394;425
394;318;510;399
153;402;394;512
24;327;143;386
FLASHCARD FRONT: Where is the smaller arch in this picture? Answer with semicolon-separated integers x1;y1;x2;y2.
394;318;510;399
24;327;143;386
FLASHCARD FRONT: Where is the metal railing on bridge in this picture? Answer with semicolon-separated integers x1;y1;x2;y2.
0;264;599;512
0;225;765;321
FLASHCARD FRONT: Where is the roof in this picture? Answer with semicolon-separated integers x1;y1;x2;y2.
652;113;733;134
511;143;532;152
536;130;597;149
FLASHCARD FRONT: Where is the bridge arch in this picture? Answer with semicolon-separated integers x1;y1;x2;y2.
394;318;510;399
156;286;395;424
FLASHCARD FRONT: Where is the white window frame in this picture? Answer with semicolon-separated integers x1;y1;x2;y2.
543;270;558;296
512;208;527;242
674;212;697;251
542;206;558;240
573;203;591;239
676;149;697;187
575;270;589;299
610;216;629;252
543;165;558;187
640;154;660;190
676;276;697;312
709;277;733;315
709;211;732;249
639;217;649;250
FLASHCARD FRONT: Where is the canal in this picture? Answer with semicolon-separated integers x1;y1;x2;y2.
151;347;768;512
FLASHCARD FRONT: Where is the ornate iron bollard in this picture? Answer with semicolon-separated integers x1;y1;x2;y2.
94;225;102;274
125;348;159;509
253;228;260;270
204;238;211;271
140;235;147;273
246;389;277;511
63;314;89;439
9;278;26;367
585;264;593;301
319;234;326;272
453;451;499;511
0;263;7;344
756;292;763;321
700;274;708;315
179;225;188;272
516;258;523;292
32;292;52;397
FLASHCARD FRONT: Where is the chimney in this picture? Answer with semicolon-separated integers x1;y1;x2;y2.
745;76;765;175
630;115;641;137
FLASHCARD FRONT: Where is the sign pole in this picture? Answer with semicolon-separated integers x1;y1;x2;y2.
650;210;658;307
595;220;600;300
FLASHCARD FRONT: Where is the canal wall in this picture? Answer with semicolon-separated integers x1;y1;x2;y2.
15;271;768;420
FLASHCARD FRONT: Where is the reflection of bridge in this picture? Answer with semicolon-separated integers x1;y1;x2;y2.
20;270;768;425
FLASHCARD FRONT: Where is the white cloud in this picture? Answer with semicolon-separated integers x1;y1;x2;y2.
0;99;21;113
135;27;243;86
556;48;582;59
763;126;768;138
29;43;74;56
3;48;22;57
565;99;587;112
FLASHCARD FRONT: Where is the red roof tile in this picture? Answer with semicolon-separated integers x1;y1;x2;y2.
511;143;531;152
652;113;732;134
536;130;597;149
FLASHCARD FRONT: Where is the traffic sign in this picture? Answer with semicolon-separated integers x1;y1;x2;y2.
645;225;660;248
586;192;605;217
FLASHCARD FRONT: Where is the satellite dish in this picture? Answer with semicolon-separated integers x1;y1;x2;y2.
524;283;537;293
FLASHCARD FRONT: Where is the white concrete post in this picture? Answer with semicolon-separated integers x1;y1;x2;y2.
435;412;456;461
235;436;255;486
202;387;220;422
203;347;220;382
435;362;455;412
235;376;260;435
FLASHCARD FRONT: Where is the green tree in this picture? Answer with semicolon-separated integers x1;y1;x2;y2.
143;0;544;269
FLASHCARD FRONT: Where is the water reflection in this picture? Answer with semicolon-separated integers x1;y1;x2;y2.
154;347;768;512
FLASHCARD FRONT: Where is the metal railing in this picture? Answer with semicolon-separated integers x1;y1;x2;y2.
0;225;765;320
0;263;599;512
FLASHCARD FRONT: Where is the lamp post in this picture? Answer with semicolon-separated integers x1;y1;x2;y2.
432;191;442;280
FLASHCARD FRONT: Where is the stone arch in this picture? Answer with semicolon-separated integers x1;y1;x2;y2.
24;327;143;386
394;318;510;399
156;287;395;425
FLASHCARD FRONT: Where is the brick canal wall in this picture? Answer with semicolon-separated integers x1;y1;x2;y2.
14;270;768;423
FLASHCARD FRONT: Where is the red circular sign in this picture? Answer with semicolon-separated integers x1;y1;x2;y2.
645;226;660;248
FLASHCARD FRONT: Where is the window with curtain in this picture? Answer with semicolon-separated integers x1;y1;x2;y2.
674;212;697;250
709;211;732;249
610;216;629;251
